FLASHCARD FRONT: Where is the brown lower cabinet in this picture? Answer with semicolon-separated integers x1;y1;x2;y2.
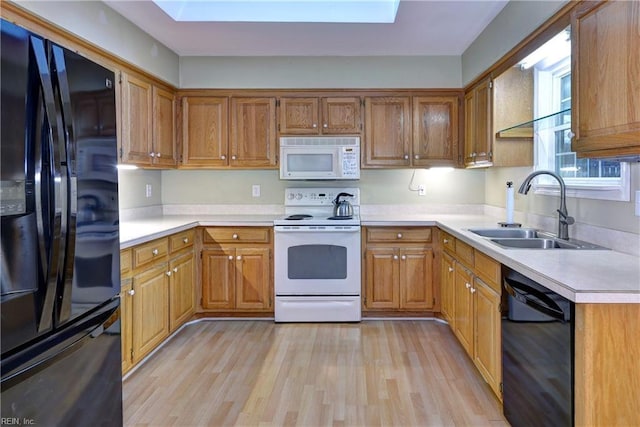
363;227;435;313
200;227;273;313
120;230;195;375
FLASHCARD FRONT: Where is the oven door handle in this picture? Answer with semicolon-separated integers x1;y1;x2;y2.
274;226;361;233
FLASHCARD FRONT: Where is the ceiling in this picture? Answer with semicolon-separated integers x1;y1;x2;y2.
104;0;509;57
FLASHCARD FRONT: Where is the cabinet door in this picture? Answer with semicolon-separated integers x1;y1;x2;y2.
201;249;235;309
441;253;455;325
230;97;277;167
473;277;501;399
121;73;153;165
571;1;640;157
181;97;229;167
399;247;434;310
120;279;133;375
363;97;411;167
364;247;399;309
464;79;493;167
413;96;459;167
453;264;473;355
321;97;361;134
279;97;319;134
132;263;169;363
235;247;271;310
153;86;176;167
169;251;195;331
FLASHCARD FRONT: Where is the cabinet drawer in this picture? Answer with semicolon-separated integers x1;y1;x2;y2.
455;239;474;268
367;227;432;243
120;249;132;276
474;251;501;293
441;231;456;253
132;238;169;269
203;227;271;244
170;230;195;253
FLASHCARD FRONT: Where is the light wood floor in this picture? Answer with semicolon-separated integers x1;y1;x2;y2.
123;320;508;426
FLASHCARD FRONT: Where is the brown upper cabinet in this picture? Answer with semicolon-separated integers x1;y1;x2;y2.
120;72;176;167
230;97;277;168
364;95;460;168
279;96;362;135
464;78;493;168
571;1;640;158
180;96;229;167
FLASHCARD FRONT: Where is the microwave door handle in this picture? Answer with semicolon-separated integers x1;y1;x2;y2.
31;36;64;333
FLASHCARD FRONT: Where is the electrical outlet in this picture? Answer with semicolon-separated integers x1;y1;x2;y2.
635;190;640;217
145;184;152;198
252;184;261;198
418;184;426;196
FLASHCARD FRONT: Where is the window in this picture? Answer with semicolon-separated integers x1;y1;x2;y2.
528;29;630;201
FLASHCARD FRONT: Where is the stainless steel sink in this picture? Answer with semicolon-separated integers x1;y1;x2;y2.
490;238;580;249
468;228;548;239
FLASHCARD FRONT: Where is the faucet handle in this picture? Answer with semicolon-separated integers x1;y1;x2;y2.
557;209;575;225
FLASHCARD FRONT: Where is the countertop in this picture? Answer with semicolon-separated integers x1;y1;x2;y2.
119;213;640;304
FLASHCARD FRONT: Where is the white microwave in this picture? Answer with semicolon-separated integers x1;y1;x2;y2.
279;136;360;180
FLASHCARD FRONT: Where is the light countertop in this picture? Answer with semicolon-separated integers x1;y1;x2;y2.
120;213;640;304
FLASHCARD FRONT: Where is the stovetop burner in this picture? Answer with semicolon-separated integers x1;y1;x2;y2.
285;214;313;220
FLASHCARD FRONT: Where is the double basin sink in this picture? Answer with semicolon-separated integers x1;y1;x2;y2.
467;228;608;250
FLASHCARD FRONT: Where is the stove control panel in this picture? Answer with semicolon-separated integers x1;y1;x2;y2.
284;188;360;206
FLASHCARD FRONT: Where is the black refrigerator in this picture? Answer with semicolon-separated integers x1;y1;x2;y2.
1;19;123;425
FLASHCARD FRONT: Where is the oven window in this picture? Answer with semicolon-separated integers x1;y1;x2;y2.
287;153;333;172
288;244;346;279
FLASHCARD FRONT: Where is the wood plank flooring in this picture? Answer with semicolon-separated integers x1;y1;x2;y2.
123;320;507;426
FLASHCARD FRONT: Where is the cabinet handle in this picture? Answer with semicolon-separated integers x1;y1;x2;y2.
465;282;471;289
414;155;419;160
228;255;234;260
448;267;454;273
166;271;172;277
231;155;237;160
471;288;476;293
173;267;178;273
236;255;242;260
221;155;226;160
232;234;239;239
156;153;161;158
323;123;328;128
152;249;159;256
404;154;409;160
393;255;399;260
443;239;449;244
127;289;135;296
397;233;403;239
149;152;156;158
183;237;189;243
401;255;406;260
312;123;317;128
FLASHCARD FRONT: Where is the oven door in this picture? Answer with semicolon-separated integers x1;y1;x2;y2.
274;225;361;295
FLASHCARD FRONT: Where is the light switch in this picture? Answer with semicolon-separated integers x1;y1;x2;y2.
635;190;640;216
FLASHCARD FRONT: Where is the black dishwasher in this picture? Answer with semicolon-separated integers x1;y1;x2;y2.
501;268;574;427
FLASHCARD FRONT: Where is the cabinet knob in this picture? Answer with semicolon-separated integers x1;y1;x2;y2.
149;152;156;158
152;249;159;256
221;155;226;160
127;289;135;296
313;123;317;128
465;282;471;289
471;288;476;293
173;267;178;273
567;131;575;139
414;155;419;160
236;255;242;260
471;152;477;158
156;153;162;158
183;237;189;243
231;155;237;160
443;239;449;244
404;154;409;160
448;267;454;273
323;123;328;128
232;234;239;239
397;233;403;239
228;255;234;260
401;255;406;260
166;271;172;277
393;255;399;260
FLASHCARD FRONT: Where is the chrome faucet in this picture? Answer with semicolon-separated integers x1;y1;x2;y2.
518;170;575;240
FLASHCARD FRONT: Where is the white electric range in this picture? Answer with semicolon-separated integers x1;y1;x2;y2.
273;188;361;322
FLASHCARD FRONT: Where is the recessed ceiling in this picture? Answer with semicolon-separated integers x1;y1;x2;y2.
104;0;509;57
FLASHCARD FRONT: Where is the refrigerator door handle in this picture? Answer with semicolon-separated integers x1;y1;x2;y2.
51;46;76;323
31;35;65;333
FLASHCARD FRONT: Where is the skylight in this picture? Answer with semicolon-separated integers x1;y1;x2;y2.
152;0;400;23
